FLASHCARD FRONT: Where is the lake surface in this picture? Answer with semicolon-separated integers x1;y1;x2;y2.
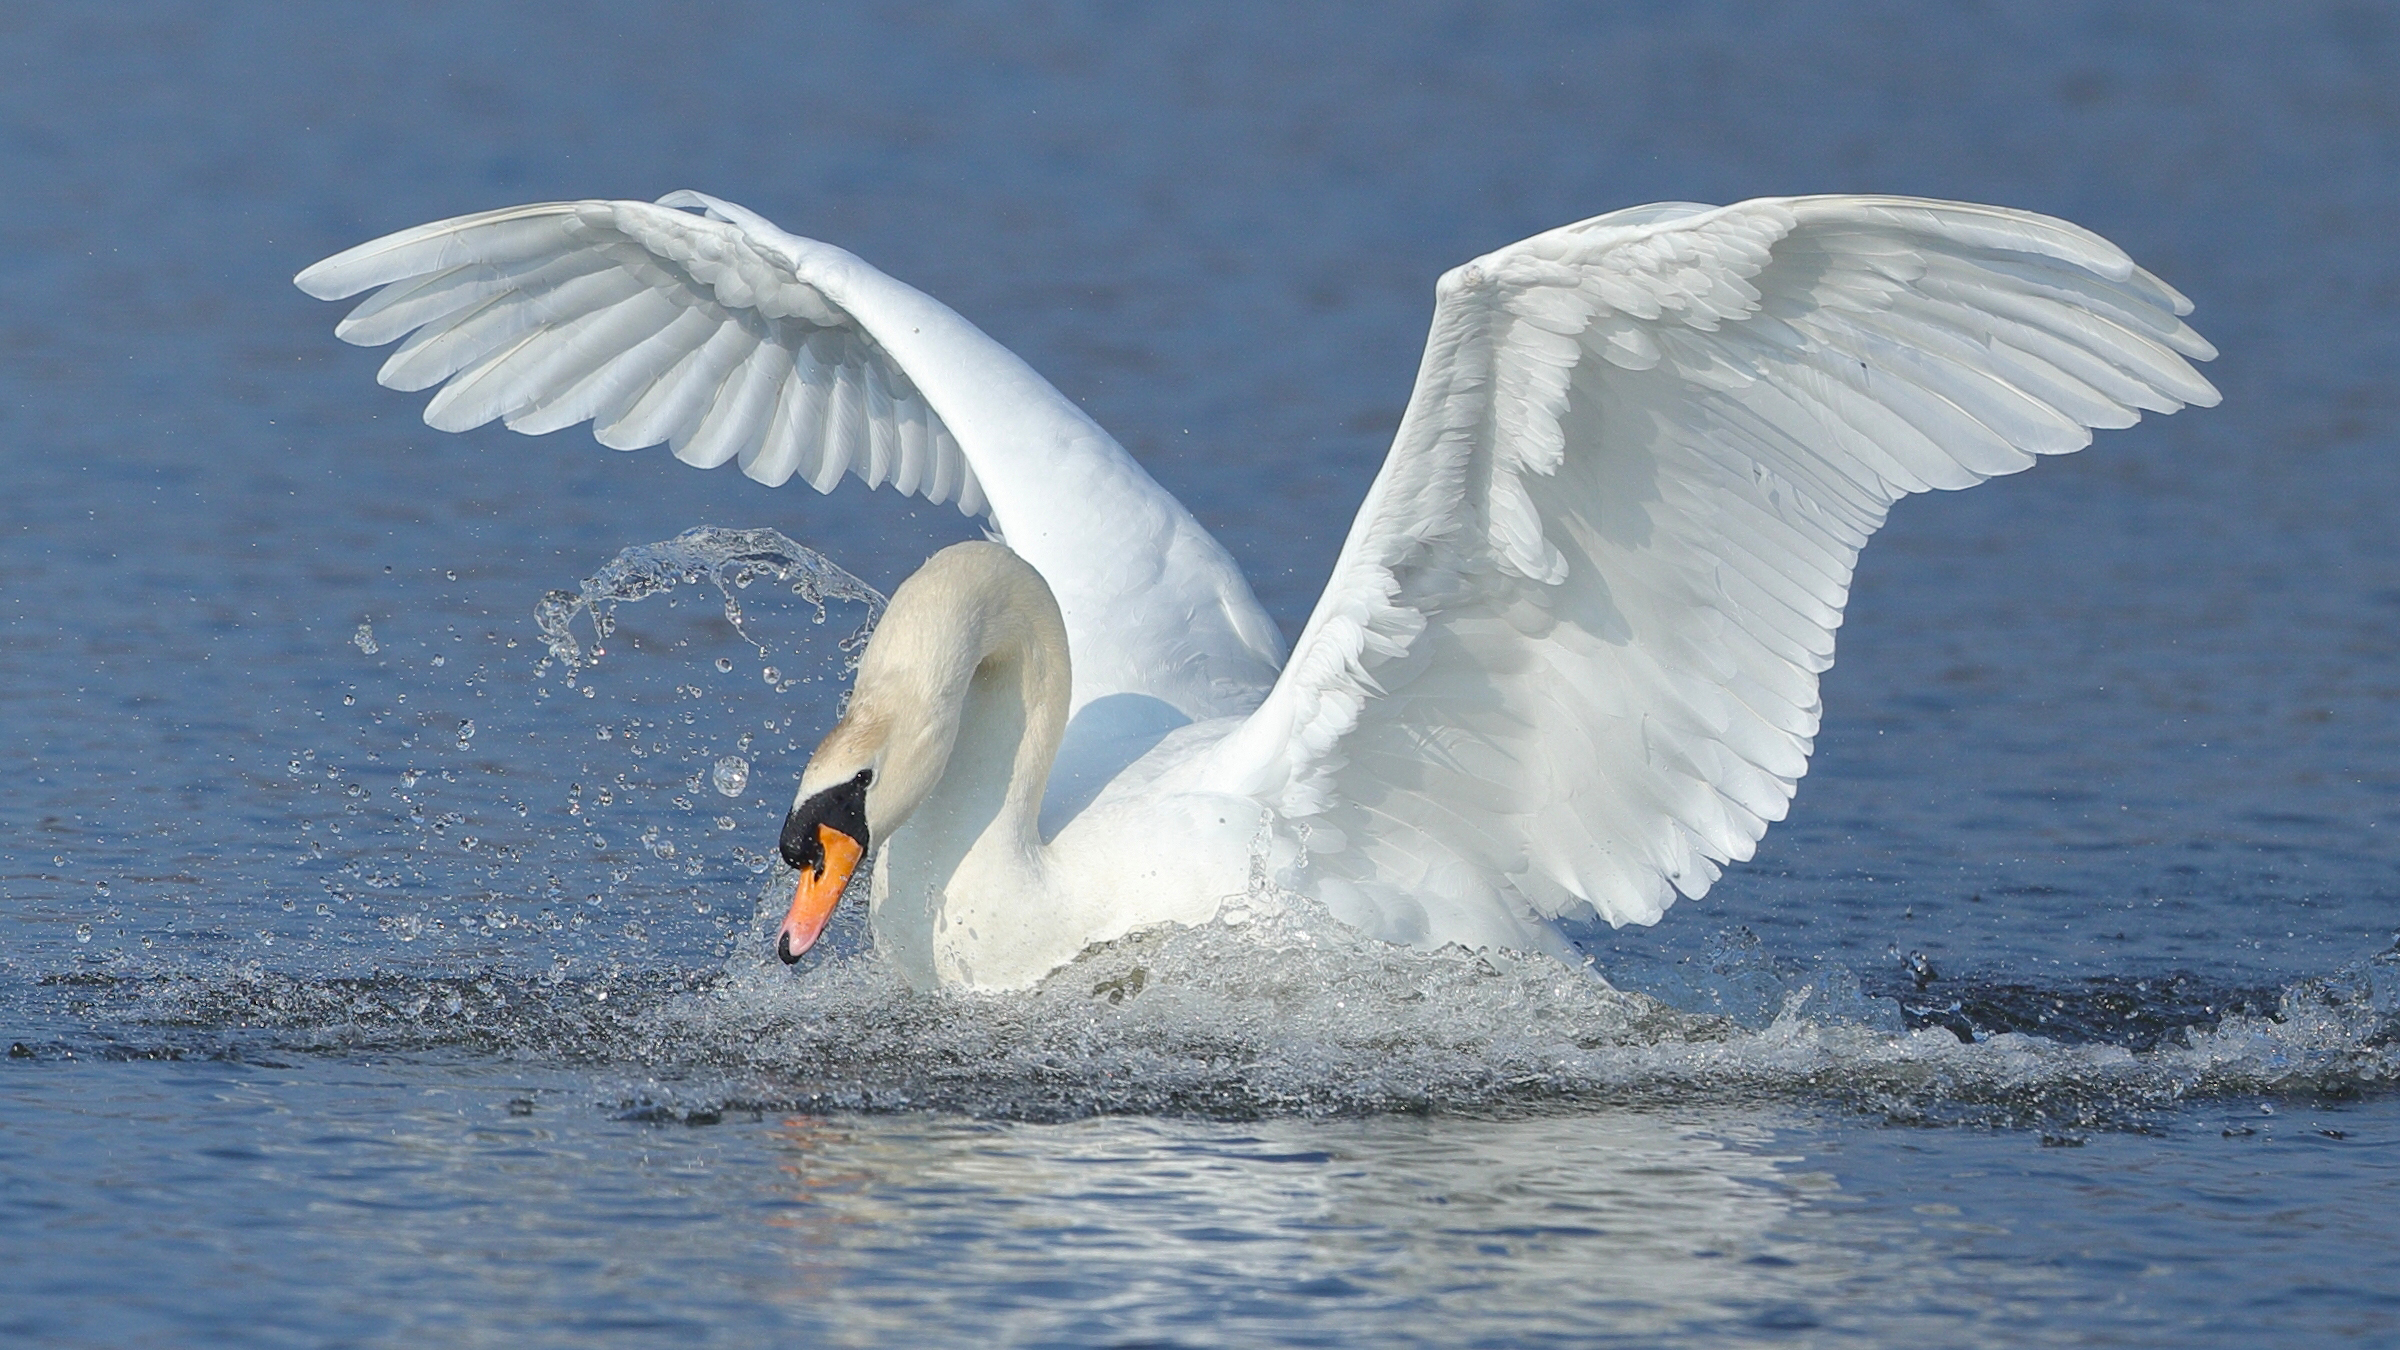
4;3;2398;1345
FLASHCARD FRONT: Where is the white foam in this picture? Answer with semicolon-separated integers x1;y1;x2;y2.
580;872;2400;1126
85;899;2399;1130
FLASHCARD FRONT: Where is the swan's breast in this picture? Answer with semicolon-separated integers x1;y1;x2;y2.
932;719;1281;991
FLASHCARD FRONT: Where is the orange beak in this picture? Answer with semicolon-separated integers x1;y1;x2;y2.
777;824;864;964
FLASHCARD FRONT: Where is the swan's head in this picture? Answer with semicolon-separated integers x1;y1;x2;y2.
775;764;872;964
774;701;914;965
766;597;969;964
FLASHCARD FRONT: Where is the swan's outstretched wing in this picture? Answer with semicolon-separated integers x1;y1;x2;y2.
297;193;1284;720
1204;196;2217;954
297;195;989;512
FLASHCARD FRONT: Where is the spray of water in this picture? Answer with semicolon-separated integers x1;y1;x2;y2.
39;852;2400;1131
534;526;883;676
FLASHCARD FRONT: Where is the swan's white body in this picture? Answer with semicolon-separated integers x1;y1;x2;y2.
298;191;2217;990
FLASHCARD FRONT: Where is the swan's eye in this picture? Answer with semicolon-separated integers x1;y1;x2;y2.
779;769;872;872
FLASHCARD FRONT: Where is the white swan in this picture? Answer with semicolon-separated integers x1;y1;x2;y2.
296;192;2217;990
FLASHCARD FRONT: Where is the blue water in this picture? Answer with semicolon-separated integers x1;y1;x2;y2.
5;3;2398;1345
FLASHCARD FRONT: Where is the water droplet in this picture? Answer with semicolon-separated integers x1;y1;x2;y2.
761;666;781;685
455;719;476;749
431;654;447;667
716;816;737;831
589;835;607;850
74;923;92;944
342;694;356;706
352;623;379;655
446;570;458;582
711;755;750;798
715;657;734;674
401;770;421;789
280;898;296;912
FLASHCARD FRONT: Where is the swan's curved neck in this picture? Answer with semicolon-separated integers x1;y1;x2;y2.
831;543;1069;986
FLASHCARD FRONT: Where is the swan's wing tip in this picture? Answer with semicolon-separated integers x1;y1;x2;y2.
292;193;1031;537
294;254;369;302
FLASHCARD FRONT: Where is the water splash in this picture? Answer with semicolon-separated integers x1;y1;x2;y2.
50;863;2400;1129
534;526;884;674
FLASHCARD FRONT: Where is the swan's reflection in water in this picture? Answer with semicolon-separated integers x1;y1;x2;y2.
755;1108;2050;1346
